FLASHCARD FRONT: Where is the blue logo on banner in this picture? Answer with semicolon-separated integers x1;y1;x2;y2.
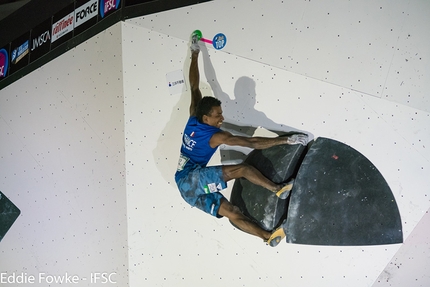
213;33;227;50
11;40;29;64
0;49;9;78
100;0;121;18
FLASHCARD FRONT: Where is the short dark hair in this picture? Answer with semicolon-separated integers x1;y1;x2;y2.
196;96;222;122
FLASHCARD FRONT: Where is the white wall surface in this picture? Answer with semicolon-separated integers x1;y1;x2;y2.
128;0;430;113
0;23;129;286
124;0;430;286
373;207;430;286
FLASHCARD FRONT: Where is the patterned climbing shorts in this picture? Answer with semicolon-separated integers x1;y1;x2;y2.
176;165;227;218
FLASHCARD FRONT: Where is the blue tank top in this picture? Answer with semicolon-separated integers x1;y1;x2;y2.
175;116;221;180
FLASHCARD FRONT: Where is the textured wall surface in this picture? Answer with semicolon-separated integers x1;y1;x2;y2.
125;0;429;286
128;0;430;113
0;23;129;286
1;0;429;286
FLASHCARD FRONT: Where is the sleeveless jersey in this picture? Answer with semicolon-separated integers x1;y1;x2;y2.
175;116;221;180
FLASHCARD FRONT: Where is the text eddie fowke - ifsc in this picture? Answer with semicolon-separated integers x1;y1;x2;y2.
1;272;117;284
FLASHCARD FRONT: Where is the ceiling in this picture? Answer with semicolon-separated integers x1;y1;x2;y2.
0;0;31;21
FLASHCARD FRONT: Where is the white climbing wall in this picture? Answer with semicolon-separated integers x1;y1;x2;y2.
0;0;429;286
124;0;430;286
0;24;129;286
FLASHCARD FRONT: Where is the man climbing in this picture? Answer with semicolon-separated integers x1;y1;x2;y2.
174;33;308;247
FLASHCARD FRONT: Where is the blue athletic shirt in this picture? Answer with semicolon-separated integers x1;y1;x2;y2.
175;116;222;181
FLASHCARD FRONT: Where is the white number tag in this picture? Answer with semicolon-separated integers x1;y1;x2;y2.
177;154;189;171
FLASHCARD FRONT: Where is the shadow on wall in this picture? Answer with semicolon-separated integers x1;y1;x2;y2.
150;46;213;185
200;46;314;164
152;43;313;183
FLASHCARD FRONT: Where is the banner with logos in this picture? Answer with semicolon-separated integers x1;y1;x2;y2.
0;45;9;79
100;0;121;18
30;18;52;63
51;4;75;49
74;0;99;35
0;0;121;80
0;0;211;86
10;32;30;74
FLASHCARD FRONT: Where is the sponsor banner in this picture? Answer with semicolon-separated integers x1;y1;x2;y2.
99;0;121;18
10;32;30;74
51;4;74;49
75;0;98;28
52;11;74;43
11;41;29;65
0;47;9;78
30;18;51;63
74;0;99;35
